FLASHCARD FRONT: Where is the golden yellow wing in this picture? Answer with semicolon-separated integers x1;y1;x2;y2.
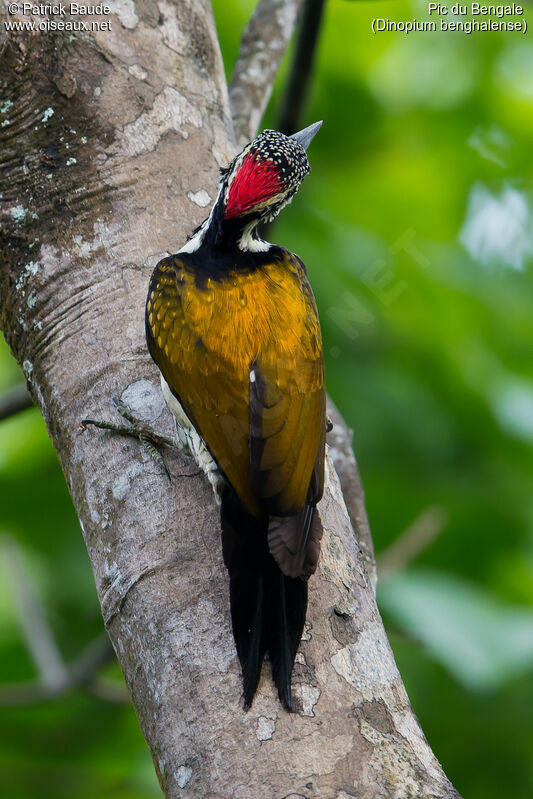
145;248;325;521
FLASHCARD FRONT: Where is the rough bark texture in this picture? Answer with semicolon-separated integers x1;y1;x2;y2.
229;0;304;147
326;398;377;591
0;3;461;798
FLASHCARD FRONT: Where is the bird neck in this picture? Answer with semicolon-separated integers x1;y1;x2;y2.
206;212;270;254
179;192;271;256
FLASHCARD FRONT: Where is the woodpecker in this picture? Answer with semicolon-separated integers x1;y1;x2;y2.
145;122;326;710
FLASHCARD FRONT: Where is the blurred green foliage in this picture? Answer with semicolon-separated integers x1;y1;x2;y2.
1;1;533;796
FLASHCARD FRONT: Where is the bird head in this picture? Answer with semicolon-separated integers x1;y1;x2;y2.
220;121;322;224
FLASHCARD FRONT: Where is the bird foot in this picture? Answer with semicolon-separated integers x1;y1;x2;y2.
80;398;178;479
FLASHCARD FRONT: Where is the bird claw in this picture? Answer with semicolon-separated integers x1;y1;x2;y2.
81;399;177;480
139;432;171;480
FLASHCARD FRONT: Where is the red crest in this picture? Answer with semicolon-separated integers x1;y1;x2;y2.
225;153;282;219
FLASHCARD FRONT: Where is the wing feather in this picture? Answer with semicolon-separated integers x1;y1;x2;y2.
146;250;326;565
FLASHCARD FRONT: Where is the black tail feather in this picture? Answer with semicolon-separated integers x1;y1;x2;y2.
229;571;267;708
266;568;307;710
221;488;307;710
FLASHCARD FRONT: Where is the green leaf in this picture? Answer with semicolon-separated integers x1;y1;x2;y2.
379;569;533;690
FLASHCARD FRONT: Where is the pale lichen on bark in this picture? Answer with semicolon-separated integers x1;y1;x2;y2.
0;2;461;797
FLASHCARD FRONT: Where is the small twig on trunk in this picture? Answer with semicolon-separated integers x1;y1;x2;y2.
0;383;33;421
229;0;305;147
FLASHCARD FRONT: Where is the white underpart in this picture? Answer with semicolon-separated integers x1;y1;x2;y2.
249;369;256;383
238;220;270;253
160;376;223;499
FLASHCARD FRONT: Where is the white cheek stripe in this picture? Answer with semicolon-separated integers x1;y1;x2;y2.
178;221;207;253
238;220;271;253
178;181;226;254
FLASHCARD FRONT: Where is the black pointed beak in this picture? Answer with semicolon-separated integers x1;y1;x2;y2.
289;121;323;151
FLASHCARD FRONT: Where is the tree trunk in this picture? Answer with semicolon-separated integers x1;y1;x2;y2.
0;3;461;797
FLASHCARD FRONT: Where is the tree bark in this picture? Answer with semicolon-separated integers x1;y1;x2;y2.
0;3;460;797
229;0;304;147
